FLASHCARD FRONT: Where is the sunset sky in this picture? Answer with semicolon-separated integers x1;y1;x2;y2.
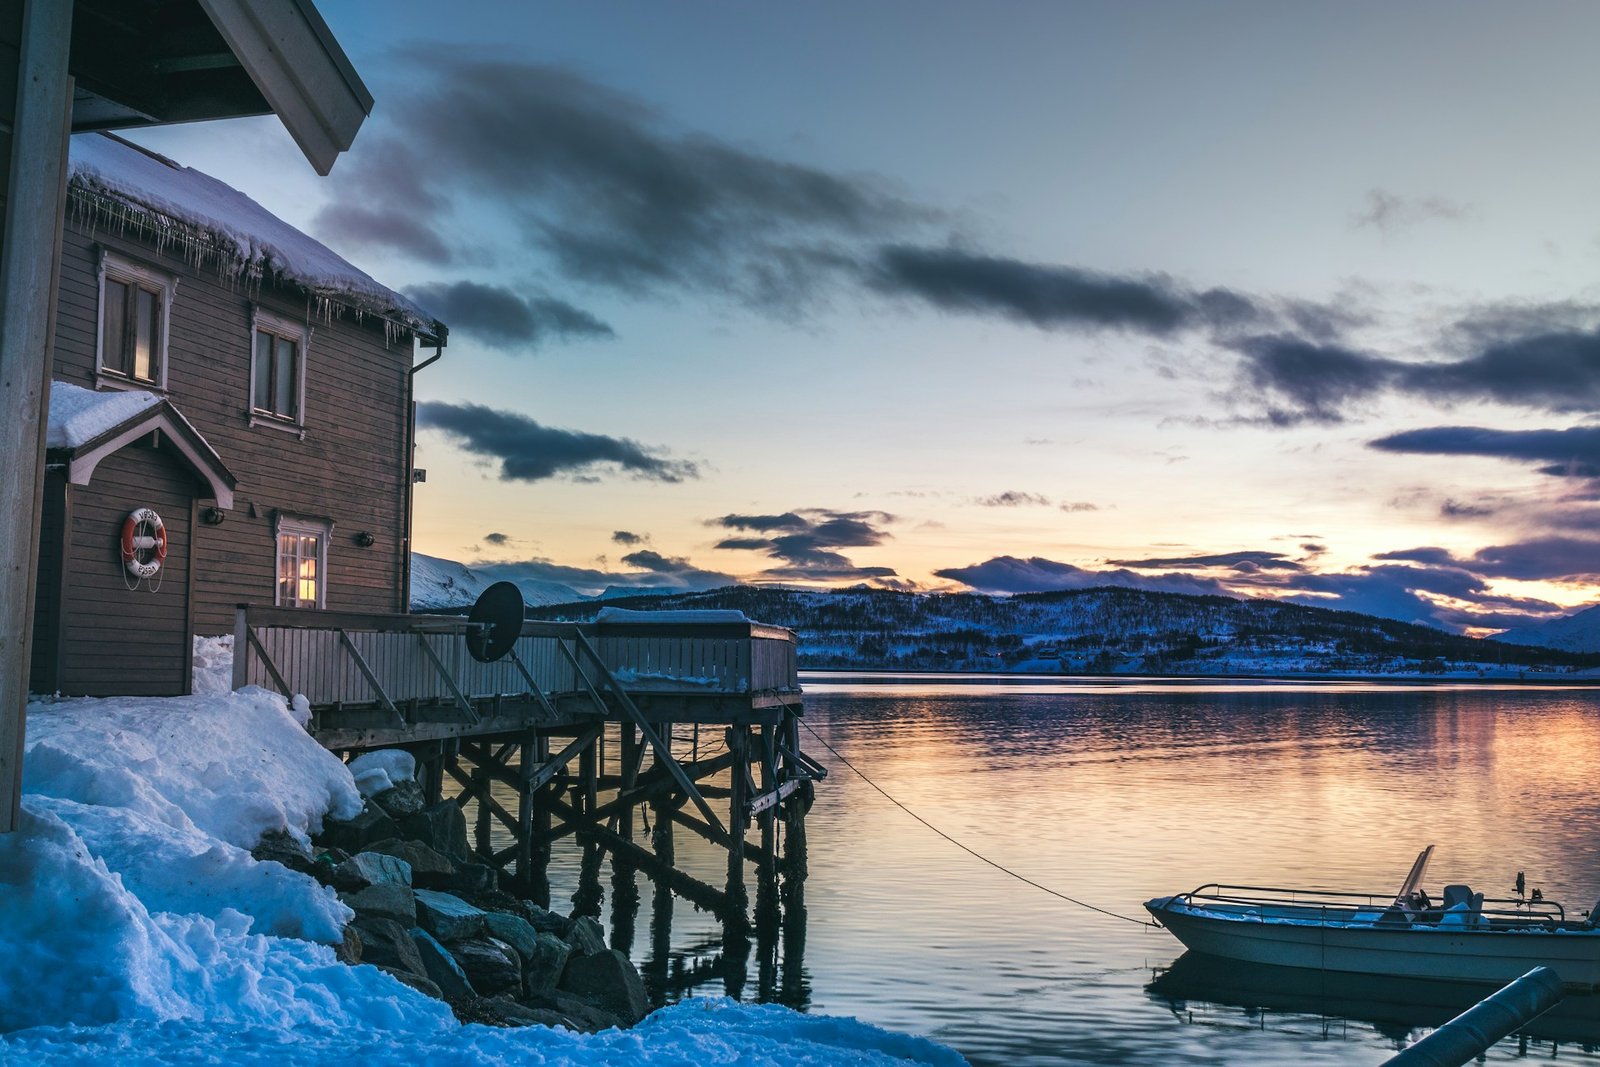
125;1;1600;632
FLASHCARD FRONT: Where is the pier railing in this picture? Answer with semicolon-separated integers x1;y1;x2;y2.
231;605;799;722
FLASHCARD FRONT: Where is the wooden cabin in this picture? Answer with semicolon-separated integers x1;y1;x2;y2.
29;133;445;697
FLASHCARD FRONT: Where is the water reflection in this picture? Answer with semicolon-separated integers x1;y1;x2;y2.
493;675;1600;1065
1149;952;1600;1054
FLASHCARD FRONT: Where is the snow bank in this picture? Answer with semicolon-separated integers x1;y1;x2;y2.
4;998;966;1066
191;634;233;696
348;749;416;798
1;689;966;1066
46;381;161;449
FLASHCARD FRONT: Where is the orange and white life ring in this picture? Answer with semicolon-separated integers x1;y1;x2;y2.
120;507;167;579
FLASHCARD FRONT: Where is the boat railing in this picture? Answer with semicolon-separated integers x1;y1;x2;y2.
1177;883;1567;925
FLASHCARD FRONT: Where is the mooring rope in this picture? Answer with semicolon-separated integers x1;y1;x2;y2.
797;717;1160;929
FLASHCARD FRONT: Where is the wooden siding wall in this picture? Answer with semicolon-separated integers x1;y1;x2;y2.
57;442;195;696
51;225;414;634
28;473;68;692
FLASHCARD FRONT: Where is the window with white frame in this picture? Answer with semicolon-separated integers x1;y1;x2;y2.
250;308;309;426
275;515;331;608
97;250;176;389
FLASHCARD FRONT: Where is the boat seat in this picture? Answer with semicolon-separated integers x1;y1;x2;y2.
1440;885;1484;927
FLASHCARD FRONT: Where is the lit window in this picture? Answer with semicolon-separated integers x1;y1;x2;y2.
250;309;309;427
97;251;175;388
274;515;330;608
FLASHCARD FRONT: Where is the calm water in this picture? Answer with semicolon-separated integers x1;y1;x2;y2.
509;673;1600;1065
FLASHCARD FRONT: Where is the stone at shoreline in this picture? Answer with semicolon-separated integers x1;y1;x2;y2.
447;936;522;997
479;996;570;1029
560;948;649;1026
415;889;486;942
335;924;363;965
524;990;622;1033
400;800;468;861
470;892;568;936
412;928;476;999
363;838;456;879
563;915;606;957
345;883;416;925
481;912;541;960
421;861;496;895
522;931;570;998
352;917;426;979
379;965;443;1000
333;851;413;892
251;829;319;876
371;779;426;819
318;805;399;854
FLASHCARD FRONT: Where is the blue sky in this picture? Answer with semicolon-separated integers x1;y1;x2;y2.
127;1;1600;630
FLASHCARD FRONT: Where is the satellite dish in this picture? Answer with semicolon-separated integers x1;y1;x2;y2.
466;581;525;663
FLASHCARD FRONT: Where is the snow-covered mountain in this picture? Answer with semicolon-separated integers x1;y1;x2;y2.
1496;602;1600;653
531;585;1600;677
409;552;581;611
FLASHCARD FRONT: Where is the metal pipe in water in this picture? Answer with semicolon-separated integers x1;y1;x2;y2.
1383;966;1565;1067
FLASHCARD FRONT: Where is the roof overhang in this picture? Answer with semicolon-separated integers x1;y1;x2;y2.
68;0;371;175
51;397;237;510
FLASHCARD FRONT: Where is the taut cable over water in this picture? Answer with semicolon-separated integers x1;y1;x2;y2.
795;716;1159;929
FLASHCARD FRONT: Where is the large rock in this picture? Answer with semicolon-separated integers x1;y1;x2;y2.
482;912;540;961
251;829;315;875
371;779;426;819
318;805;400;855
522;903;569;937
421;861;496;895
447;936;522;997
524;990;622;1033
351;917;425;979
563;915;606;957
363;838;456;880
480;996;570;1029
412;929;475;1000
414;889;486;942
379;966;443;1000
522;931;570;998
399;800;468;861
333;851;413;892
345;883;416;926
335;924;363;965
560;949;649;1027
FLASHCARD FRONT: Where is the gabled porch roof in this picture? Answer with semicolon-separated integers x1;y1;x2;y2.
46;381;236;509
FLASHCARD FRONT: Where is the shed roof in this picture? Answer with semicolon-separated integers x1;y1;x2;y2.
69;133;444;343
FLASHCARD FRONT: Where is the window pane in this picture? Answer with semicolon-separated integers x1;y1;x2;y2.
254;332;274;411
102;280;128;374
274;337;297;418
134;288;156;381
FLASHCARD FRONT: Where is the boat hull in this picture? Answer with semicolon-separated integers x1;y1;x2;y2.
1148;902;1600;990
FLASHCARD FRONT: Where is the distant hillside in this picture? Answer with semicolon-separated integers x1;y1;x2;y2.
528;585;1599;677
410;552;581;612
1497;602;1600;654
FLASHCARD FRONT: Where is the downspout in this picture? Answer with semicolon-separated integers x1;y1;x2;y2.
401;324;446;615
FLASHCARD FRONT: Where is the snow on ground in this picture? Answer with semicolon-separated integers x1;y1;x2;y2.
1;687;964;1066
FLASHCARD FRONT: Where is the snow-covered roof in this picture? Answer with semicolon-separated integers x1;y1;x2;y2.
596;607;752;625
68;134;442;339
45;381;161;449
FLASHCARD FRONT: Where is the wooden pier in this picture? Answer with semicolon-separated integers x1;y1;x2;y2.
233;605;821;930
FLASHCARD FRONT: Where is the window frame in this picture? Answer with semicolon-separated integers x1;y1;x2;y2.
248;307;310;434
95;249;176;391
273;514;332;610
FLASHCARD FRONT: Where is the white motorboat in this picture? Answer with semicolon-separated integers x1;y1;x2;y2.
1146;847;1600;990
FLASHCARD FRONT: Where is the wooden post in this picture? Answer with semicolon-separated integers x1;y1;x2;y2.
0;0;73;834
725;725;749;922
